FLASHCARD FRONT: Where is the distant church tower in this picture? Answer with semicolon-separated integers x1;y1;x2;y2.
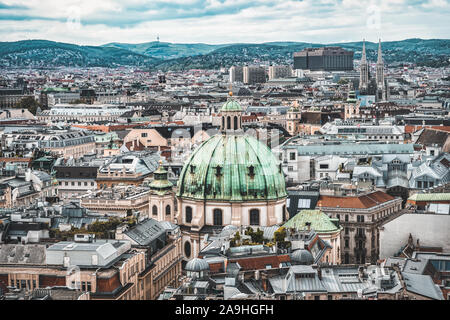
376;39;385;101
359;39;369;94
148;160;176;223
286;101;301;136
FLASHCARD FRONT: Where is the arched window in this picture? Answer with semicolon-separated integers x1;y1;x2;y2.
185;206;192;223
234;116;238;130
222;116;225;129
165;205;171;215
227;116;231;130
152;205;158;216
213;209;223;226
250;209;260;226
184;241;191;258
282;205;287;222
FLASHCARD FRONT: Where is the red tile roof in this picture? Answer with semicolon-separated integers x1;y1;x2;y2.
317;191;395;209
405;125;450;134
0;157;32;163
125;140;145;151
208;262;225;273
229;254;290;270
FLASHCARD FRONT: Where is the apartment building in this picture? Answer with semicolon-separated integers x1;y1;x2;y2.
54;166;98;203
316;190;403;264
0;238;150;300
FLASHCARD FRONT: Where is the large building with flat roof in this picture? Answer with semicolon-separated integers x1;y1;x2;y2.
294;47;354;71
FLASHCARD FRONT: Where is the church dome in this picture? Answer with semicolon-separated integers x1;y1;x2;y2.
291;249;314;265
185;258;209;272
221;100;243;112
177;134;287;202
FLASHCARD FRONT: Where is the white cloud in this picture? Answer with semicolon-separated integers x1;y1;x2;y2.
0;0;448;44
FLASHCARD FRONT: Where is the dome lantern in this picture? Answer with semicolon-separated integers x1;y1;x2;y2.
220;88;243;132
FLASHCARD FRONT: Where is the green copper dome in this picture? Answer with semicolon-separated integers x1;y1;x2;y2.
221;99;243;112
177;134;287;202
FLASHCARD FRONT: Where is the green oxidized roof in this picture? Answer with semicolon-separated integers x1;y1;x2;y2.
41;87;70;93
34;156;53;162
149;163;173;195
347;91;357;103
408;193;450;202
221;99;243;112
177;134;287;202
283;210;342;234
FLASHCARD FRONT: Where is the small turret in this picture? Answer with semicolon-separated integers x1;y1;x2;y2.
149;160;173;195
220;87;243;132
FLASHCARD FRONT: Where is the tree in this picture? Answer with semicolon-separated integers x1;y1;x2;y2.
87;218;122;238
14;96;42;115
246;228;264;244
274;227;286;243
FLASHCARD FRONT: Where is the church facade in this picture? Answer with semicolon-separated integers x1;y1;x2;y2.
147;95;288;260
359;39;388;102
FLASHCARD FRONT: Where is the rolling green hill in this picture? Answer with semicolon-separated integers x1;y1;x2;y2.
0;40;160;68
1;38;449;69
102;41;229;60
150;39;450;71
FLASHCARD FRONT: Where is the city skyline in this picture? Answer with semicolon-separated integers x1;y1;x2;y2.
0;0;449;45
0;0;449;305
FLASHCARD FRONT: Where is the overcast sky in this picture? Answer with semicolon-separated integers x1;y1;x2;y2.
0;0;449;45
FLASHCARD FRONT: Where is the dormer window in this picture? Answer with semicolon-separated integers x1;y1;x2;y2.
215;165;222;176
248;165;255;177
190;165;196;174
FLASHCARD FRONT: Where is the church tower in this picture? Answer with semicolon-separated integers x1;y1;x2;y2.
286;101;301;136
376;39;385;101
148;160;176;223
359;39;369;94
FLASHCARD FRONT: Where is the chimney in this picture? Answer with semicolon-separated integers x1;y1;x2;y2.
261;274;267;291
306;222;311;232
408;233;413;246
358;266;364;279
